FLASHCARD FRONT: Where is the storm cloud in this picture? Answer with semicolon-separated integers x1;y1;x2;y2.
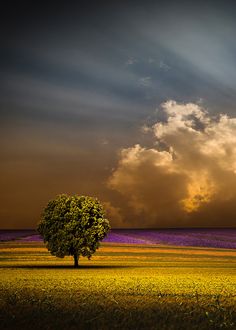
109;101;236;227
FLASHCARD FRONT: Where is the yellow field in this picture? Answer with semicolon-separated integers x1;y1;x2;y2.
0;241;236;329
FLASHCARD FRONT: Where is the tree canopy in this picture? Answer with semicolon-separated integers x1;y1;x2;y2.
37;194;110;267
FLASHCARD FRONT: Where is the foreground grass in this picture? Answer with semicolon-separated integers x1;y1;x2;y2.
0;241;236;329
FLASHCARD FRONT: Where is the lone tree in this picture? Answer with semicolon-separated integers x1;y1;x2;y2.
37;194;110;267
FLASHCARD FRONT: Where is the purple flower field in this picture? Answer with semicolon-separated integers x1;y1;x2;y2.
0;230;36;242
102;229;236;249
1;228;236;249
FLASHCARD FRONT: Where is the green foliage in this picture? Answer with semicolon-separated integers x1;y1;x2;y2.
37;194;110;265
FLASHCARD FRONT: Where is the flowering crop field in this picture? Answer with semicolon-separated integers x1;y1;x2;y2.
0;233;236;330
103;228;236;249
0;230;36;242
2;228;236;249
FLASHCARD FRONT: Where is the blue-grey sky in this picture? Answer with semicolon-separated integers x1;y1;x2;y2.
1;1;236;228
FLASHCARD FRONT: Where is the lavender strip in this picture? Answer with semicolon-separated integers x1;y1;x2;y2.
1;229;235;249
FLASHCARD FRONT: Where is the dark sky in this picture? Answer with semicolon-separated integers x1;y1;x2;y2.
1;1;236;228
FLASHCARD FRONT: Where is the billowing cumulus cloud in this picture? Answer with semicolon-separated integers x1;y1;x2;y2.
108;100;236;227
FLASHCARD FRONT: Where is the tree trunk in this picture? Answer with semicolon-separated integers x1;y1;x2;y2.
74;254;79;268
